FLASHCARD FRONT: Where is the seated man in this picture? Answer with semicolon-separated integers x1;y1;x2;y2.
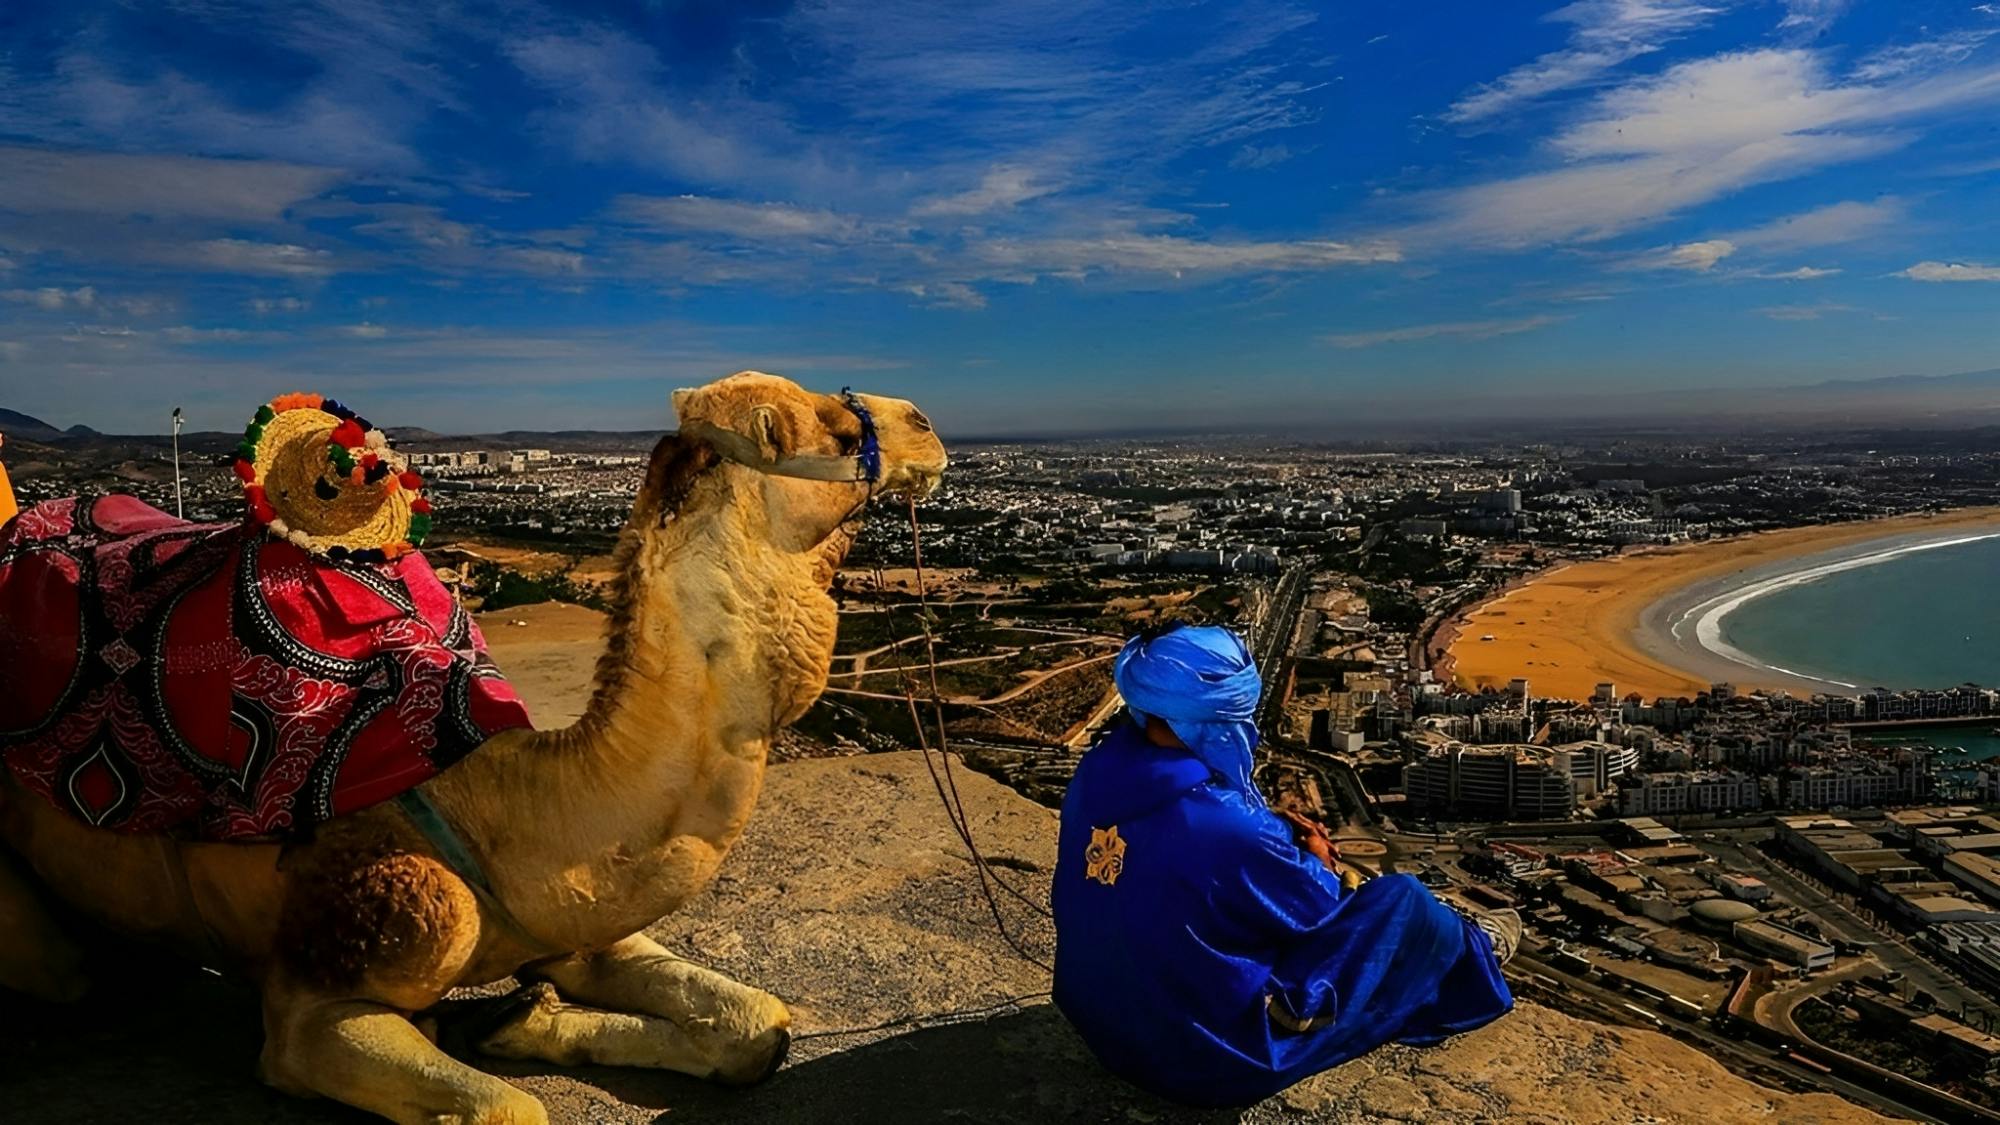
1052;624;1516;1107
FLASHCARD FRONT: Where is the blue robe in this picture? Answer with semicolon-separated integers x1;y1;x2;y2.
1053;723;1513;1107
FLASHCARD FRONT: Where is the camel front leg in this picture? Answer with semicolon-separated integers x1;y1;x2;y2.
516;933;791;1084
262;986;548;1125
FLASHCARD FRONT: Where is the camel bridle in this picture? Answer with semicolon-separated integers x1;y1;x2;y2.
678;389;883;487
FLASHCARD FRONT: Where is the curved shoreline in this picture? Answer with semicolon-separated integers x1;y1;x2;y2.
1445;508;2000;702
1641;530;2000;694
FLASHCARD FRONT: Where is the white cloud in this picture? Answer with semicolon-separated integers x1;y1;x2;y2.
1626;238;1737;271
904;282;987;309
1725;198;1906;251
2;285;96;310
1754;265;1841;279
248;296;310;314
912;166;1060;217
175;239;336;277
1755;302;1856;319
507;28;857;196
613;195;862;240
162;326;252;342
1777;0;1852;36
974;234;1401;278
339;323;390;338
1445;0;1724;124
1899;260;2000;281
0;2;462;176
0;147;340;221
0;255;14;272
1413;50;2000;248
1229;144;1301;169
1853;30;1996;82
1321;314;1565;349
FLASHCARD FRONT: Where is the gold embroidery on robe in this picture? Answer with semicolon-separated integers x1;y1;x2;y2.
1086;825;1126;886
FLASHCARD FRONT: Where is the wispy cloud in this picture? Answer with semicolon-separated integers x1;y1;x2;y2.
1625;238;1737;271
612;195;866;240
911;166;1061;217
1445;0;1723;125
1853;29;1996;82
2;286;100;311
1321;314;1564;349
1777;0;1853;37
1752;265;1841;279
1755;302;1857;319
1899;260;2000;281
0;147;340;221
0;3;463;173
1411;51;2000;248
1724;198;1907;251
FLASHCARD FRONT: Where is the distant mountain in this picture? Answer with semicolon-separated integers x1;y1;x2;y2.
385;426;451;444
391;428;668;453
0;408;64;442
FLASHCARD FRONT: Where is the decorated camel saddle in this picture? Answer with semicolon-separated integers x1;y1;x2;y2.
0;394;530;840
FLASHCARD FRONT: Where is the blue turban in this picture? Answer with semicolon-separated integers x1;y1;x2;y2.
1114;625;1264;804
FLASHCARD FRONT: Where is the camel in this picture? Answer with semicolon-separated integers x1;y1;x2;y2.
0;371;948;1124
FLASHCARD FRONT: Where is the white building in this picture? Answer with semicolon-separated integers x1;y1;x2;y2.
1616;771;1761;816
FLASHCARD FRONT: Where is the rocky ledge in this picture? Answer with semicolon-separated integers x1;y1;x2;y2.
4;750;1897;1123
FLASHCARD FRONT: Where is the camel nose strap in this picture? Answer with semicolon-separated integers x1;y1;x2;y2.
679;391;882;485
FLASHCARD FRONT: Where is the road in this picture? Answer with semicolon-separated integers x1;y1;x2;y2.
1701;832;1999;1023
1510;950;1942;1123
1252;566;1311;736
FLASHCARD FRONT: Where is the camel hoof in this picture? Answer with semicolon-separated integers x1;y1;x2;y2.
717;1026;790;1087
465;982;562;1059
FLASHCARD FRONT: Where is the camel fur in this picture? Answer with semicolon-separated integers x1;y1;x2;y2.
0;371;948;1124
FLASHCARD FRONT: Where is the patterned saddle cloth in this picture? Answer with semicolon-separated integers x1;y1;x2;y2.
0;495;532;841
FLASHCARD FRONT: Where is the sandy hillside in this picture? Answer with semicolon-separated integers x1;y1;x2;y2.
478;600;609;727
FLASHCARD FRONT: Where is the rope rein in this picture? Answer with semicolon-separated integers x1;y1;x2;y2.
782;469;1057;1046
889;496;1052;966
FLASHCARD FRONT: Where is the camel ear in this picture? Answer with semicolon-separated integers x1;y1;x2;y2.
671;388;696;421
749;404;790;462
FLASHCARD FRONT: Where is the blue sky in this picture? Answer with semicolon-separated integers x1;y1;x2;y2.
1;0;1997;435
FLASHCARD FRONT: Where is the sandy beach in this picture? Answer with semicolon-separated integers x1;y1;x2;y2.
1443;507;2000;703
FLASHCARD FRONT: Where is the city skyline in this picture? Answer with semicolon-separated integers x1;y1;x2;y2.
2;1;1999;435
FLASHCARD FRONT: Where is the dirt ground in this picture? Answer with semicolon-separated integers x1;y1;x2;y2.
477;601;609;727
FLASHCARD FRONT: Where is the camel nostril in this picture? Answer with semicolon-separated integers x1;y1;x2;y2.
909;409;934;434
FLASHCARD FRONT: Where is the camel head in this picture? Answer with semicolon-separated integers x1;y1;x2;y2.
671;370;947;548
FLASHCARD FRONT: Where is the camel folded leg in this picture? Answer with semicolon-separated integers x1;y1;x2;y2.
476;980;778;1079
261;986;548;1125
518;933;791;1084
0;846;89;1002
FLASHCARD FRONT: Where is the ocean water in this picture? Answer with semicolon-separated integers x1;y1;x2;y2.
1717;534;2000;693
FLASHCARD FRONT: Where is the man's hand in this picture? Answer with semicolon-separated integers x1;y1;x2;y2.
1277;808;1339;872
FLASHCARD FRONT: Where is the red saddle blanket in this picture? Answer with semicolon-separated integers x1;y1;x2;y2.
0;495;533;841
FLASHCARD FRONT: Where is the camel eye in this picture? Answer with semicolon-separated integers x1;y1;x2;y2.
909;409;934;433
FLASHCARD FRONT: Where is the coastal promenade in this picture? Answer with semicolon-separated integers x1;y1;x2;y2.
1445;508;2000;702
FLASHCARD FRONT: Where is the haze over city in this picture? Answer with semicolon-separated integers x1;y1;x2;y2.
2;0;1999;435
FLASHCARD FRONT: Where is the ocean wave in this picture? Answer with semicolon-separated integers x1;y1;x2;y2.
1668;531;2000;689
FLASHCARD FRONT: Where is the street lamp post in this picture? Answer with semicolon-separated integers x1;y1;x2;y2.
171;407;185;520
